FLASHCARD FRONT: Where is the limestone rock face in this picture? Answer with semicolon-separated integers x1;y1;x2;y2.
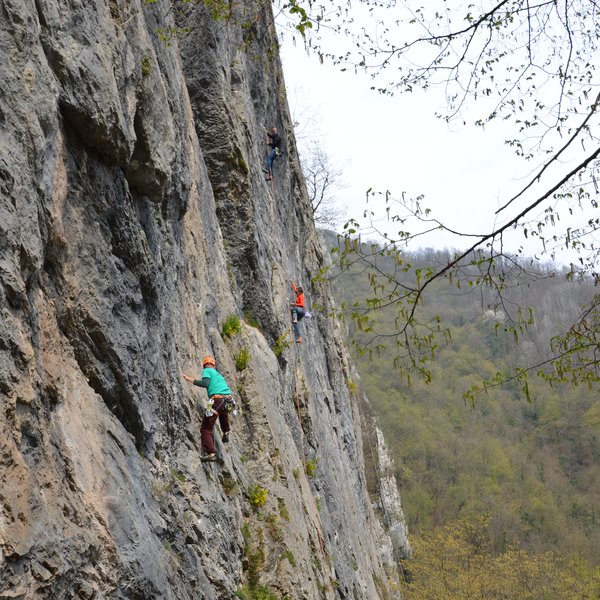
0;0;409;598
374;427;412;564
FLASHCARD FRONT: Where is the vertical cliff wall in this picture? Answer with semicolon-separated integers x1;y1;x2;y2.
0;0;409;597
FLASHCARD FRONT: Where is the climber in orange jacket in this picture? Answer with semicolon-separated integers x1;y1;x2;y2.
290;281;306;343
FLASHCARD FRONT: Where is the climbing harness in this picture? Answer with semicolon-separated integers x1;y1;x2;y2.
206;395;238;417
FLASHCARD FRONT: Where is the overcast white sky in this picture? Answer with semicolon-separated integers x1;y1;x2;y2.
278;36;582;264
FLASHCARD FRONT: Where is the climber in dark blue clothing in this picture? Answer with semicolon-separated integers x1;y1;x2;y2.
263;126;281;180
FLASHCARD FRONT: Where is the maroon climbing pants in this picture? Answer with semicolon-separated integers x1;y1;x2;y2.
200;397;231;454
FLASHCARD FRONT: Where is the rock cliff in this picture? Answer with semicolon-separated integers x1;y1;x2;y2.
0;0;409;597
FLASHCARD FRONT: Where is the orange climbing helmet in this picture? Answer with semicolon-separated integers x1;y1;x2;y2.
202;355;216;368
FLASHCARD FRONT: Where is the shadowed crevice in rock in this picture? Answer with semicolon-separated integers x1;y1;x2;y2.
57;96;132;166
0;163;15;200
58;306;146;446
125;107;169;201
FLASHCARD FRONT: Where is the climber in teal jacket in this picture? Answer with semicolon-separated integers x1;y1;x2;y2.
183;356;232;462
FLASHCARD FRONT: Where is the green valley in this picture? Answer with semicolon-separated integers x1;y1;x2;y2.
325;232;600;595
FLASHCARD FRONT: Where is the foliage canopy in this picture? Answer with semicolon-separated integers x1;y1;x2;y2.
401;517;600;600
335;250;600;583
277;0;600;392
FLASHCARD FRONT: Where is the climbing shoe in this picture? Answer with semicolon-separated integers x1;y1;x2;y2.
296;337;303;344
262;168;269;174
222;432;230;444
265;176;272;182
201;453;217;462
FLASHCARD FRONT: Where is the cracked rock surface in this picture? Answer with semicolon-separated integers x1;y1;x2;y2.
0;0;409;597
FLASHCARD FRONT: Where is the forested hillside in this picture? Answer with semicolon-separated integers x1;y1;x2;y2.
324;231;600;579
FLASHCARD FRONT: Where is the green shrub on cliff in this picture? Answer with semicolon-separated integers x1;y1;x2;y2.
248;484;268;509
235;348;251;371
235;585;278;600
222;314;241;338
273;333;290;357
